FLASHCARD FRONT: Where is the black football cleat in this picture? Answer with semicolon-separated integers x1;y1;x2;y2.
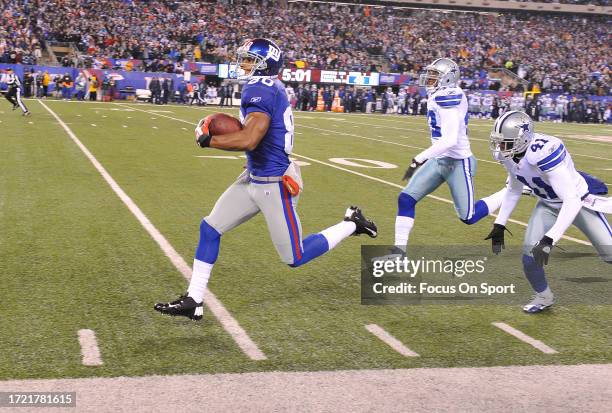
23;111;31;117
154;294;203;321
344;206;378;238
12;104;17;111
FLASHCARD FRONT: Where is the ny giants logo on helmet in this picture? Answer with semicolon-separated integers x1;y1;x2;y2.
266;45;281;62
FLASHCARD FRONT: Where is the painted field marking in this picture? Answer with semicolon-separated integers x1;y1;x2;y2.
40;100;266;361
118;105;592;246
299;124;501;165
77;329;103;366
365;324;419;357
492;322;558;354
297;119;612;161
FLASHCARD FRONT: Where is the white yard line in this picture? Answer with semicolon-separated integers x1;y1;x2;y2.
295;118;612;161
492;322;558;354
119;104;592;247
77;329;103;366
39;100;266;361
365;324;419;357
299;124;500;165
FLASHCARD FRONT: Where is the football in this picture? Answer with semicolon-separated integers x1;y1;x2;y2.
207;113;243;136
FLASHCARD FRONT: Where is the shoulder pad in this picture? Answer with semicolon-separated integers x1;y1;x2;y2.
242;82;275;99
433;88;463;108
525;135;566;172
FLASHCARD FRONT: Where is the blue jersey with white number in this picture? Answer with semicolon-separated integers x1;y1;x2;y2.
240;77;294;177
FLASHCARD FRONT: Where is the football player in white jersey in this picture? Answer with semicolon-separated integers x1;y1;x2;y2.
393;58;506;254
487;111;612;313
468;92;481;118
481;94;494;119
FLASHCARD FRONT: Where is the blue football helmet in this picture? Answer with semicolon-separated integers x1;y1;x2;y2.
234;38;283;80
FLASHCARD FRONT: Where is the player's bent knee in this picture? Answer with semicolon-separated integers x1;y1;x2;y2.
459;200;488;225
398;192;417;218
460;216;478;225
522;254;539;270
200;218;221;241
195;218;222;264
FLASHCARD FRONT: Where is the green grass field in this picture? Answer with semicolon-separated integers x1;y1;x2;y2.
1;99;610;381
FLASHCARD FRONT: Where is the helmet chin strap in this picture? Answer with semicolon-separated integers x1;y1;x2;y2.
513;150;527;163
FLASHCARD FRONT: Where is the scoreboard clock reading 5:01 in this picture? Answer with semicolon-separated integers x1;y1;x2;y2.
281;68;316;83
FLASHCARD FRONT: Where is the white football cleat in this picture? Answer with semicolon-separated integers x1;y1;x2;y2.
523;291;554;313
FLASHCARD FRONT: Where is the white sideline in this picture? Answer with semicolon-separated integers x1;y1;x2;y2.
39;100;267;361
365;324;419;357
492;322;558;354
118;104;592;247
77;329;103;366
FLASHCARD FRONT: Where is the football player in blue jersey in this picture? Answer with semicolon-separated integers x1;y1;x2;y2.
391;58;507;257
486;111;611;313
155;39;377;320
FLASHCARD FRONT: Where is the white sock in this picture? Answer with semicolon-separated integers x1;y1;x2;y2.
395;216;414;248
481;187;507;214
320;221;356;250
187;259;213;303
539;286;553;298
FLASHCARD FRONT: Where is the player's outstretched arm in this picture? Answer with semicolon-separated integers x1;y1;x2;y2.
485;173;521;254
196;112;270;151
540;167;582;243
531;166;582;266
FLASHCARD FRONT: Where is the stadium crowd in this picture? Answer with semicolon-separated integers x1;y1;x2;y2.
284;84;610;123
507;0;608;4
0;0;609;95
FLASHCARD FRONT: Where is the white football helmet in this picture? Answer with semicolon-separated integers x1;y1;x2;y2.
418;58;460;94
490;111;534;160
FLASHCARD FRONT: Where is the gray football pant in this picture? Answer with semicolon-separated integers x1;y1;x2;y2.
403;156;479;221
205;171;304;265
523;200;612;262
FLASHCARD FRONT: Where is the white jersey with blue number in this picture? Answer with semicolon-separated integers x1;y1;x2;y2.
426;86;472;159
500;133;588;209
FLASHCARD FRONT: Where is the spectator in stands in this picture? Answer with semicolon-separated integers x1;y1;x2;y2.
1;1;608;98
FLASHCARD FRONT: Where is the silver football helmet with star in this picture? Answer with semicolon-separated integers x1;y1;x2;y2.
418;58;460;94
490;110;534;160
